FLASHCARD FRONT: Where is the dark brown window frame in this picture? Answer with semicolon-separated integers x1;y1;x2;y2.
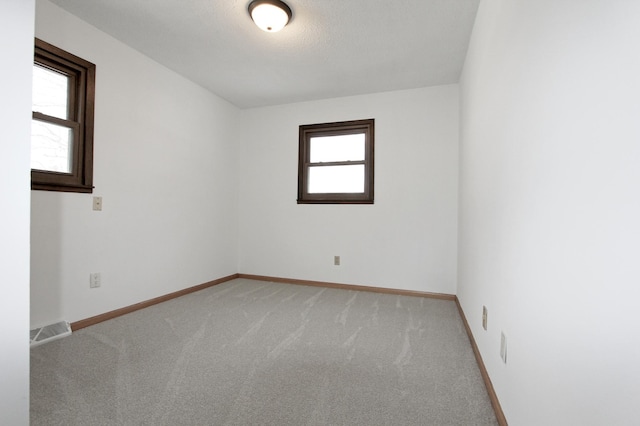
298;119;374;204
32;38;95;193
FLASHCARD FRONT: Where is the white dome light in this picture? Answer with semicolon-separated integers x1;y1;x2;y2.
248;0;292;33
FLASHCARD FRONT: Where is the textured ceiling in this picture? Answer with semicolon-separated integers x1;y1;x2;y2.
48;0;480;109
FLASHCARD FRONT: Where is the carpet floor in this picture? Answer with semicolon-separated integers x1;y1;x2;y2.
31;278;497;425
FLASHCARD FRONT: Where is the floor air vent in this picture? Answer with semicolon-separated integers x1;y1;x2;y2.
30;321;72;347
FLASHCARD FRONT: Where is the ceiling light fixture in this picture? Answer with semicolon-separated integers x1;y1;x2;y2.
248;0;292;33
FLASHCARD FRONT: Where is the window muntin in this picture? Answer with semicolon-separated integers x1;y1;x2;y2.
298;119;374;204
32;38;95;193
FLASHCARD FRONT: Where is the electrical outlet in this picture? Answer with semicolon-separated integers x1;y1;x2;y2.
482;306;488;330
334;255;340;266
500;332;508;363
92;196;103;211
90;273;101;288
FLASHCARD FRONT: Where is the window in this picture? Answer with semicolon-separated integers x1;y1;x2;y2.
32;38;95;193
298;119;374;204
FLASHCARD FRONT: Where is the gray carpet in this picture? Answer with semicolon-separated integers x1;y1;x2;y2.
31;278;497;425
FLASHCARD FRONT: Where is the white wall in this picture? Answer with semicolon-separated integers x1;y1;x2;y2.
238;86;459;294
458;0;640;424
31;0;240;327
1;1;34;423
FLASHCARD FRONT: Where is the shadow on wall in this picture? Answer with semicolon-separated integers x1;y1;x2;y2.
31;191;64;328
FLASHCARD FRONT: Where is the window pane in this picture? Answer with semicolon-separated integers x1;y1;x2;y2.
31;120;73;173
310;133;365;163
32;64;69;120
308;165;364;193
